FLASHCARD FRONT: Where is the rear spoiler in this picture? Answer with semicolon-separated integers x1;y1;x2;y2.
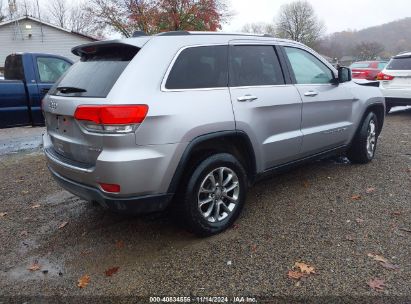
355;81;380;87
71;38;150;57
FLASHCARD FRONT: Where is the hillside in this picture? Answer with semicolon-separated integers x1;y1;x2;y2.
318;17;411;59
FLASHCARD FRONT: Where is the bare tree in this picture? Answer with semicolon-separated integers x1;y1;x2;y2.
275;0;325;48
19;0;37;17
352;41;385;61
69;3;104;37
241;22;275;35
0;0;7;22
47;0;68;28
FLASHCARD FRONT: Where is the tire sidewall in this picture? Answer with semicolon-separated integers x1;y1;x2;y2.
183;153;247;236
361;112;379;161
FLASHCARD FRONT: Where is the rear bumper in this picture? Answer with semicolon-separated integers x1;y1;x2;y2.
49;165;173;214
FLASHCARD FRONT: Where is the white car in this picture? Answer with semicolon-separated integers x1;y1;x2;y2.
377;52;411;113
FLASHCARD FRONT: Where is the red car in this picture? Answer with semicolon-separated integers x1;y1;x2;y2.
350;61;388;81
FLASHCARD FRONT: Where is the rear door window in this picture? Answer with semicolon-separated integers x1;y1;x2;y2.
165;45;228;90
50;44;139;97
386;57;411;70
37;57;71;83
229;45;285;87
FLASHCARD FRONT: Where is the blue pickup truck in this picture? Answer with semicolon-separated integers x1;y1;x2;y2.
0;53;72;128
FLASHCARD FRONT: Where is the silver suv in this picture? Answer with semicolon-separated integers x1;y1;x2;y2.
43;32;385;236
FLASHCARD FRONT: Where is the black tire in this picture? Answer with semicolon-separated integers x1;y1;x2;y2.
347;112;379;164
178;153;247;237
385;105;392;114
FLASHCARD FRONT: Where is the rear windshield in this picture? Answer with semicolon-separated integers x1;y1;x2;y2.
350;62;371;69
386;56;411;70
49;44;139;98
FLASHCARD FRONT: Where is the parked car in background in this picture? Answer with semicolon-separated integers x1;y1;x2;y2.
0;73;4;80
350;61;387;81
43;32;385;236
377;52;411;113
0;53;72;128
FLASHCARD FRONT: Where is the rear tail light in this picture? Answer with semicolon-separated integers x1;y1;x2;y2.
99;183;120;193
74;105;148;133
376;72;395;81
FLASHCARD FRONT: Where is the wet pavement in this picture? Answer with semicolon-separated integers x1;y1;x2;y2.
0;127;44;156
0;109;410;303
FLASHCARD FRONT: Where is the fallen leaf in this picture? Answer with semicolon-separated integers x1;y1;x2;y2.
115;240;125;249
20;230;28;237
28;262;41;271
303;181;309;188
367;253;389;264
104;267;119;277
392;211;402;216
368;278;385;291
232;223;240;230
355;218;365;223
287;270;304;280
77;274;90;288
251;244;257;252
0;212;7;217
380;262;400;270
31;204;41;209
351;195;361;201
399;227;411;233
345;235;355;242
22;190;29;194
365;187;376;194
294;262;315;274
58;221;68;229
80;250;92;256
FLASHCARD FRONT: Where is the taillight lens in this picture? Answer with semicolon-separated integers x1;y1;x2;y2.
376;72;395;81
74;105;148;133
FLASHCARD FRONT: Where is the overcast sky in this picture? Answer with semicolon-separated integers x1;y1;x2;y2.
223;0;411;34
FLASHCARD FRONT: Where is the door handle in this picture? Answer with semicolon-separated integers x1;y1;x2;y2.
304;91;319;97
237;95;258;102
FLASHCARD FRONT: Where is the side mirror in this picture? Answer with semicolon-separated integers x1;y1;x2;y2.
337;67;352;83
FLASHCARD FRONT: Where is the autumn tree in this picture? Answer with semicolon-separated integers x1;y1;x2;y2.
275;0;324;48
86;0;231;37
241;22;275;36
352;41;385;61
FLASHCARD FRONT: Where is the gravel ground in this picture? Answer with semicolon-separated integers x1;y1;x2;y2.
0;109;410;303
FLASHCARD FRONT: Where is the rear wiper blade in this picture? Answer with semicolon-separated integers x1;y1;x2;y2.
56;86;87;93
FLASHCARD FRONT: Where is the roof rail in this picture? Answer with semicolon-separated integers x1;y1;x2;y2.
157;31;191;36
132;31;148;37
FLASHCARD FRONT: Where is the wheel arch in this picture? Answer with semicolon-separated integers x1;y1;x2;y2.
362;103;385;135
167;131;257;194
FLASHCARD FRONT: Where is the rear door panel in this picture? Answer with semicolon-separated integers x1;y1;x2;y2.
228;41;303;171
